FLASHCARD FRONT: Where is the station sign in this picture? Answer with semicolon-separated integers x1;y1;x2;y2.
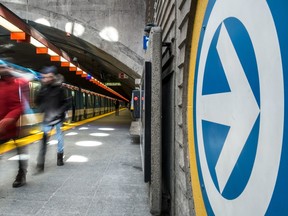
143;35;149;50
192;0;287;215
104;82;121;86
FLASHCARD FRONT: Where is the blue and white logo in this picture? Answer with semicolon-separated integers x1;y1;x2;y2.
143;35;149;50
194;0;284;215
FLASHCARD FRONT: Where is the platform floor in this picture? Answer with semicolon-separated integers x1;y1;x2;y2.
0;109;151;216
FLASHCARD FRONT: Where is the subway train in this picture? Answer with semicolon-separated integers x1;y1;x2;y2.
0;60;122;139
18;80;119;138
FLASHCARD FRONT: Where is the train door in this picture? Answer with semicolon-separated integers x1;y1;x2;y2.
64;88;73;123
71;90;76;122
86;93;93;118
104;97;108;113
74;90;82;121
94;95;99;115
108;98;112;112
92;95;96;117
100;96;105;114
83;92;87;119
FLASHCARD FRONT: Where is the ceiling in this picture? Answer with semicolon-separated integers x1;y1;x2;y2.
0;15;135;101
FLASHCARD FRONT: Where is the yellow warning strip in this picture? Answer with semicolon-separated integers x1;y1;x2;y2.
187;1;208;216
0;109;124;155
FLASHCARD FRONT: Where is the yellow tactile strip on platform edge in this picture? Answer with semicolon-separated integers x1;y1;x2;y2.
0;110;122;154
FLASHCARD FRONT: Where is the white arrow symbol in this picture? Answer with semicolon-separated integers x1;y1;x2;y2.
199;23;260;193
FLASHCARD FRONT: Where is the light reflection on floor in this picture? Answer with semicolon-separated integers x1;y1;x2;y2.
66;155;88;162
75;141;102;147
65;132;78;136
79;127;89;130
90;133;110;137
8;154;30;160
48;140;58;145
98;128;115;131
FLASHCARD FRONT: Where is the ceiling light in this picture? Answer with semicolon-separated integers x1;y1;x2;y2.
60;57;68;62
0;16;22;32
30;37;45;47
35;18;51;27
48;48;58;56
99;26;119;42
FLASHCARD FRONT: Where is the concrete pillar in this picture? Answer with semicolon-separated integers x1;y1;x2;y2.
146;27;162;215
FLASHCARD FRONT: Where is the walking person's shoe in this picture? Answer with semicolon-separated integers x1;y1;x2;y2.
57;152;64;166
12;169;26;188
33;164;44;175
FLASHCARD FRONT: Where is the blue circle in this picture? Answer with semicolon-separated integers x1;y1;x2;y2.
194;4;261;214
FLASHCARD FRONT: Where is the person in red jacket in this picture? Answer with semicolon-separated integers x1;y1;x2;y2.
0;64;29;188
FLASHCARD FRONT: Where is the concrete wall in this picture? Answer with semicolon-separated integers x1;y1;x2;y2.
0;0;146;76
154;1;286;215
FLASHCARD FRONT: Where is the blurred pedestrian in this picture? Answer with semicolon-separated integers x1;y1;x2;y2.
0;64;29;187
34;66;70;174
115;100;120;116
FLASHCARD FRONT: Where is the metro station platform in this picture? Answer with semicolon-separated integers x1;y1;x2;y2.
0;109;151;216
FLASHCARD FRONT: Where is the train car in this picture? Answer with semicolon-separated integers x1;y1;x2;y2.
0;60;120;139
17;80;117;139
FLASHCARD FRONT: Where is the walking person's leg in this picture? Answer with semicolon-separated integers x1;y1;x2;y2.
35;123;51;173
55;122;64;166
13;144;28;187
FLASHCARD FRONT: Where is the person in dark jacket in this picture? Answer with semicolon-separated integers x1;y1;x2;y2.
0;64;29;187
35;66;70;173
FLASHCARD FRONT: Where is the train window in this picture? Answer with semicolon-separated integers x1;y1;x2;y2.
95;95;100;107
83;93;86;108
87;94;92;108
29;81;41;108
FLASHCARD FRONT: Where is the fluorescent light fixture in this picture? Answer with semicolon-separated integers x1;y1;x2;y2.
99;26;119;42
69;62;76;67
0;43;14;49
48;48;59;56
35;18;51;27
60;57;68;62
0;16;22;32
65;22;85;37
30;37;45;47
